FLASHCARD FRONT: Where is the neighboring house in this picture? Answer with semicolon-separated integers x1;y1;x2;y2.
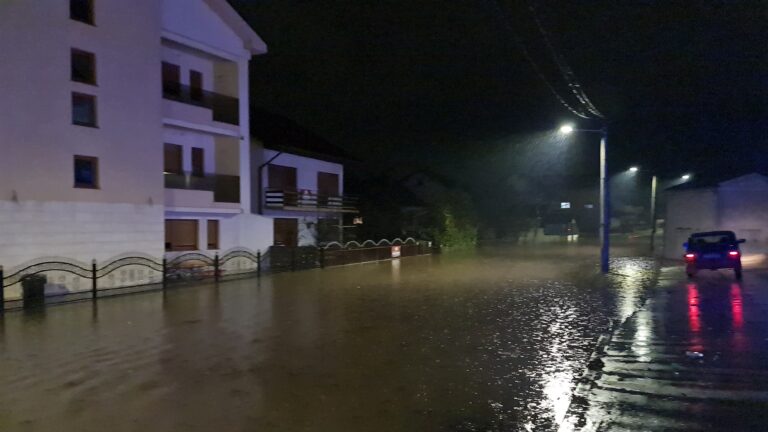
663;173;768;259
251;110;357;247
0;0;270;269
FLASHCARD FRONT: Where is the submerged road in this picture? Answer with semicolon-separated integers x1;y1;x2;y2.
561;265;768;432
0;246;657;431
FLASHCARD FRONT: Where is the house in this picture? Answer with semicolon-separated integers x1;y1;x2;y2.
663;173;768;259
250;110;357;247
0;0;271;269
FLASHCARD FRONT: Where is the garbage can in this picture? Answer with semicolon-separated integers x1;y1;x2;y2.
21;274;46;308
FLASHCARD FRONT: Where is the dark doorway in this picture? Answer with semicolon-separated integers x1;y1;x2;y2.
274;218;298;247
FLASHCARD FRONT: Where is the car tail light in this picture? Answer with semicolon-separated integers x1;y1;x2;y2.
729;251;740;257
685;253;696;262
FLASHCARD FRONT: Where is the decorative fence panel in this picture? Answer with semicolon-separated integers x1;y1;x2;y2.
0;238;433;311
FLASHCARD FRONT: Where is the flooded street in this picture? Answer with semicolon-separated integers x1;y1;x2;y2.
0;245;657;432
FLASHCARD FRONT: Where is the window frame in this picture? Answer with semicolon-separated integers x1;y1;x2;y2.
207;220;220;250
165;219;199;252
163;143;183;175
71;48;97;85
73;155;99;189
70;0;94;25
191;147;204;178
72;92;98;127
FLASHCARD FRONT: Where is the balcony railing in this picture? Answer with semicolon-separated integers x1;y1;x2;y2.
264;189;358;212
162;82;239;126
165;172;240;203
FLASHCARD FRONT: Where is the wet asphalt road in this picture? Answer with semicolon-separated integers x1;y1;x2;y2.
0;245;658;432
561;265;768;432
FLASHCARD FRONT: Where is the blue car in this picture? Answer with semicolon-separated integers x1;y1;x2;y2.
684;231;746;279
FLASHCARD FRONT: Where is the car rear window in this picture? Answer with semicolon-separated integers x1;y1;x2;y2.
690;234;734;245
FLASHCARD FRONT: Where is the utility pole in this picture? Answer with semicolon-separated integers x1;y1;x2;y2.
649;175;658;253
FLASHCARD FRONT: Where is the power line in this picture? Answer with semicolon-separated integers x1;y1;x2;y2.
525;0;604;118
487;0;592;119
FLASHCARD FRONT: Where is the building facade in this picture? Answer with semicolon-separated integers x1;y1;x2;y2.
0;0;273;270
663;173;768;259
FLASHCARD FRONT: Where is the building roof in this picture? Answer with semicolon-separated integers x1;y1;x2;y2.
666;171;768;191
206;0;267;54
251;109;355;163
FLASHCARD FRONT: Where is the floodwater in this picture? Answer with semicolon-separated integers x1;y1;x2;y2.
0;245;657;432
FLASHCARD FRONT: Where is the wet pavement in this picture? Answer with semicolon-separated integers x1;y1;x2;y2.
561;264;768;432
0;245;658;432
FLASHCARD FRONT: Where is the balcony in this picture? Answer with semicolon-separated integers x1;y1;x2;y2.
165;172;240;204
162;82;239;126
264;189;358;213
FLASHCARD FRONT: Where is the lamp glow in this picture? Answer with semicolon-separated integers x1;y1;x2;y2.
682;174;691;180
559;124;574;135
629;166;639;173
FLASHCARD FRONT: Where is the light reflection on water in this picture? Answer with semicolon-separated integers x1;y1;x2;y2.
0;246;656;432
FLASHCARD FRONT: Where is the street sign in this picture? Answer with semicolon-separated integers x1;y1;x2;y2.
560;202;571;209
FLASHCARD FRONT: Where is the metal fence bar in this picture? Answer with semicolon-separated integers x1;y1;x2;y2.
91;259;97;299
214;253;220;283
0;265;4;313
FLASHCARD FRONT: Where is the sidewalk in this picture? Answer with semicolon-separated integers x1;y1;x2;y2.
561;265;768;431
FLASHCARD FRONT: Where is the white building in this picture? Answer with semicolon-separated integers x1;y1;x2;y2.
250;110;358;247
0;0;274;269
663;173;768;260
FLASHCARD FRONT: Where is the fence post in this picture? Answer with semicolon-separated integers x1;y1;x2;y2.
214;253;220;282
256;250;261;278
290;247;296;272
162;258;167;289
0;265;4;313
91;259;97;300
319;247;325;269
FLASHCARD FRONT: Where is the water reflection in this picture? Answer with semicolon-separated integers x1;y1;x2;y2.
0;248;656;431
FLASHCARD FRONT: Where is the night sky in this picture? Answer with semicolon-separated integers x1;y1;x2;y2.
230;0;767;203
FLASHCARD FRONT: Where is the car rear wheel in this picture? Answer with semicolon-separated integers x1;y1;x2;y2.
735;267;743;280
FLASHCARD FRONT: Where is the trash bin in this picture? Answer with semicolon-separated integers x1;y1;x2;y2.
21;274;46;308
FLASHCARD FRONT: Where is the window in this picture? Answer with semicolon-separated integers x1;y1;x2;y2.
190;70;203;102
71;49;96;85
191;147;204;177
70;0;94;24
164;143;183;174
165;219;198;251
207;220;219;250
318;172;340;207
72;92;97;127
274;218;298;247
74;156;98;188
162;62;181;97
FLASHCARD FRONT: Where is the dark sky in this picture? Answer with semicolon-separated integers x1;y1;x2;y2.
230;0;767;194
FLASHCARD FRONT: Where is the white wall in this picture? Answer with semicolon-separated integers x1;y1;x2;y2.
162;0;248;59
0;201;164;268
260;150;345;193
663;175;768;259
663;189;718;259
0;0;164;205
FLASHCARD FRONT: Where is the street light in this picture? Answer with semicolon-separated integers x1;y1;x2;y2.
627;168;693;252
559;123;610;274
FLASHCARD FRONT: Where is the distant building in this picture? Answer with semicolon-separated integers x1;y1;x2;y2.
663;173;768;259
251;110;357;247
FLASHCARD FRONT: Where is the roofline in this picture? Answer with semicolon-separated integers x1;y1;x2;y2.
204;0;268;55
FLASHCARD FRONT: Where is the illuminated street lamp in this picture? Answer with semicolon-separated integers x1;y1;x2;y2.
559;123;610;273
628;167;693;252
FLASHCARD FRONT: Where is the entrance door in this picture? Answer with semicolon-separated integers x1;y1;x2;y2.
268;165;298;206
317;172;339;207
274;218;298;247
